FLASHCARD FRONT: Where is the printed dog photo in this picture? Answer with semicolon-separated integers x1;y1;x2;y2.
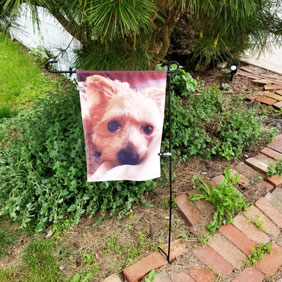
77;71;167;181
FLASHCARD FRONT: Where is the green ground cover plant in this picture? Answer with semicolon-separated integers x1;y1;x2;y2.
197;234;212;246
267;158;282;176
245;243;272;266
0;63;274;233
0;87;156;233
145;270;156;282
189;168;250;233
0;35;60;118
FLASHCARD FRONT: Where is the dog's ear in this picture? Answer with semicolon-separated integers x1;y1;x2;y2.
86;75;117;106
85;75;118;122
142;88;165;113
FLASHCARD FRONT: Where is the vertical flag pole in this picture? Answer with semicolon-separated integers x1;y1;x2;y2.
158;61;179;263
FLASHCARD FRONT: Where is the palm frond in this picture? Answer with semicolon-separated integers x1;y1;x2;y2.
88;0;157;40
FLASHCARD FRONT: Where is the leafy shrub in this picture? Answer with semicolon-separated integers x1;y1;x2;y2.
0;66;274;232
189;168;250;233
169;2;282;68
160;67;274;162
0;86;155;233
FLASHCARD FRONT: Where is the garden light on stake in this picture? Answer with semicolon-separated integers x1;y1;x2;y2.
230;64;238;81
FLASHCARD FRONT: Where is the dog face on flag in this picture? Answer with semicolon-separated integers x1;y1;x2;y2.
83;75;165;180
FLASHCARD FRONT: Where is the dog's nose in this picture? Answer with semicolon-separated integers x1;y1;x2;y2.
117;147;140;165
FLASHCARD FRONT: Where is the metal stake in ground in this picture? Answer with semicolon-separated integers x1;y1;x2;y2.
158;61;179;263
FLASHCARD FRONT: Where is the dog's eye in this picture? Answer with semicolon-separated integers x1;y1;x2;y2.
143;125;153;135
108;120;121;132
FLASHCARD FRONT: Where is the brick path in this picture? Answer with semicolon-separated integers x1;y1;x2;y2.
103;135;282;282
238;65;282;109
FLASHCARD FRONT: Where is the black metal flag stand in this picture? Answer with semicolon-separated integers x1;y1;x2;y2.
45;60;179;263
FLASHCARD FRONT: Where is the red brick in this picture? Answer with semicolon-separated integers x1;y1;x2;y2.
245;157;269;174
265;92;282;101
171;272;195;282
232;214;270;244
244;205;280;237
154;273;171;282
254;181;275;193
253;80;272;85
187;191;215;229
254;153;275;166
235;162;263;180
208;233;246;269
211;175;225;186
188;268;216;282
245;93;261;101
266;188;282;213
103;274;122;282
261;147;282;161
255;197;282;228
230;169;250;186
187;191;215;216
161;239;187;262
211;173;242;195
255;95;277;105
264;84;282;91
273;134;282;143
256;243;282;276
273;101;282;109
238;70;259;79
266;174;282;187
272;136;282;147
123;252;168;282
219;224;257;255
267;142;282;154
175;194;200;226
193;245;234;278
232;267;264;282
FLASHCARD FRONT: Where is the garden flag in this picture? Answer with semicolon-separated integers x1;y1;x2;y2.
77;71;167;182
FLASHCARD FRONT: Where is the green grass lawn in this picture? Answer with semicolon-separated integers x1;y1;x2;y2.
0;35;60;118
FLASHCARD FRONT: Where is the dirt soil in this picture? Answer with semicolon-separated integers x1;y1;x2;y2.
2;65;282;281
